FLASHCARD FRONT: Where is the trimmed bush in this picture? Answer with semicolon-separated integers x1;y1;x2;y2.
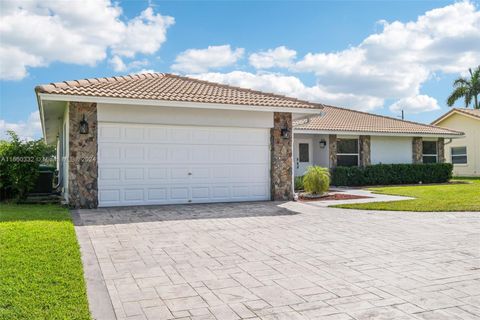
303;166;330;194
331;163;453;186
294;176;304;191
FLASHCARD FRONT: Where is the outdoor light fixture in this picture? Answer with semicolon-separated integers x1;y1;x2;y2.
79;114;89;134
319;139;327;148
281;127;290;139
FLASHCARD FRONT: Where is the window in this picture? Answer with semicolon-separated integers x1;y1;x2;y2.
299;143;309;162
422;141;437;163
337;138;359;167
451;146;467;164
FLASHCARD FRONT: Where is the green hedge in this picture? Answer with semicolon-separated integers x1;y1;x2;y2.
331;163;453;186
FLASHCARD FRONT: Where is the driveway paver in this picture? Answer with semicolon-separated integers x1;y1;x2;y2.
74;201;480;320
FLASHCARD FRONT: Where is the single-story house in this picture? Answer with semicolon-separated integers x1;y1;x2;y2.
431;108;480;177
36;73;463;208
292;105;464;176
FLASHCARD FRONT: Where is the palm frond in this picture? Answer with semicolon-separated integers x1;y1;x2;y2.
447;87;468;107
453;78;469;87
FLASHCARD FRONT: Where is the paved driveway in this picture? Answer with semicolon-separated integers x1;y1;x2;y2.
74;202;480;320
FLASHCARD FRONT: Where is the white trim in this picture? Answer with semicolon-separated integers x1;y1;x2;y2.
38;98;47;143
432;110;480;125
294;129;462;139
337;138;360;167
451;146;468;165
422;140;438;163
38;93;322;114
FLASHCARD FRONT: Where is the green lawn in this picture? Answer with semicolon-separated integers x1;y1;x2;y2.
334;178;480;212
0;204;90;320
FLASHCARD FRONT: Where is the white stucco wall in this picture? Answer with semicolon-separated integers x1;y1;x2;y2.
293;133;329;176
371;136;413;164
98;103;274;128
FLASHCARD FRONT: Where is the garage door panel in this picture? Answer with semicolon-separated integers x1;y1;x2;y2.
99;189;120;203
170;127;192;142
125;168;144;180
98;123;270;207
148;188;167;201
170;146;190;162
99;126;121;140
124;189;144;201
148;168;168;179
231;146;269;163
147;146;168;162
124;127;144;140
147;127;168;141
171;167;190;179
170;187;189;200
124;146;144;161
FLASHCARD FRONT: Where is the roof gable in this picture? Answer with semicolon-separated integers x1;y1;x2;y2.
431;108;480;125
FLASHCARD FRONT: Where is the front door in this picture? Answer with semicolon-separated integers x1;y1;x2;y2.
295;139;312;176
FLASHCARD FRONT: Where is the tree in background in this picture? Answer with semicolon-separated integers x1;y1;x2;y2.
0;131;52;200
447;66;480;109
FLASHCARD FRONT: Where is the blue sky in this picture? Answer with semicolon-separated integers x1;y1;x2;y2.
1;0;479;139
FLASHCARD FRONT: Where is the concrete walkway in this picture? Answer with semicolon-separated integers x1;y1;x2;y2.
303;188;414;207
74;202;480;320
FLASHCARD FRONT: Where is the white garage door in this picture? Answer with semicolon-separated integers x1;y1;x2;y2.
97;122;271;207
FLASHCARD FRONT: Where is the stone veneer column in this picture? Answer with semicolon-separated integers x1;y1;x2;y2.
412;137;423;164
437;138;445;163
359;135;371;167
69;102;98;208
270;112;293;201
329;134;337;168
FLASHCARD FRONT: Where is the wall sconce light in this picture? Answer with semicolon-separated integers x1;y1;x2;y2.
280;127;290;139
79;114;89;134
319;139;327;148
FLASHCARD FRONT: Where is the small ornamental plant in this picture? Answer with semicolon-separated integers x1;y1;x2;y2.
303;166;330;195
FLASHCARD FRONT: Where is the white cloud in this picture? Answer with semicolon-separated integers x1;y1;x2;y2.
109;55;149;72
292;1;480;111
109;55;127;72
0;111;42;141
389;95;440;114
111;7;174;58
171;45;244;73
249;46;297;69
0;0;174;80
179;2;480;114
131;69;157;75
192;71;382;111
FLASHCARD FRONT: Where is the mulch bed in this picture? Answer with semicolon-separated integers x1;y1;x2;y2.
299;193;372;201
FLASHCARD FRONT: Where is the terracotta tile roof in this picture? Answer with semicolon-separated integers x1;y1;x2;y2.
431;108;480;124
294;105;464;136
35;73;323;110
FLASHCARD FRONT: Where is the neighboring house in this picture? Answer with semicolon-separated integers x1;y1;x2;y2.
36;73;463;208
432;108;480;177
292;106;463;176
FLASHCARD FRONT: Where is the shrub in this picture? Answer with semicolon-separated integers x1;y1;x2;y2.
294;176;304;191
303;166;330;194
0;131;52;200
331;163;453;186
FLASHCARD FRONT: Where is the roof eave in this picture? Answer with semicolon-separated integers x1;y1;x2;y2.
37;93;323;114
293;128;464;138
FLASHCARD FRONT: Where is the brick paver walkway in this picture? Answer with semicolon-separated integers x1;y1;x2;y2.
74;202;480;320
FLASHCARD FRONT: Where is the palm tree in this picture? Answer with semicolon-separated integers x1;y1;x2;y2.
447;66;480;109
